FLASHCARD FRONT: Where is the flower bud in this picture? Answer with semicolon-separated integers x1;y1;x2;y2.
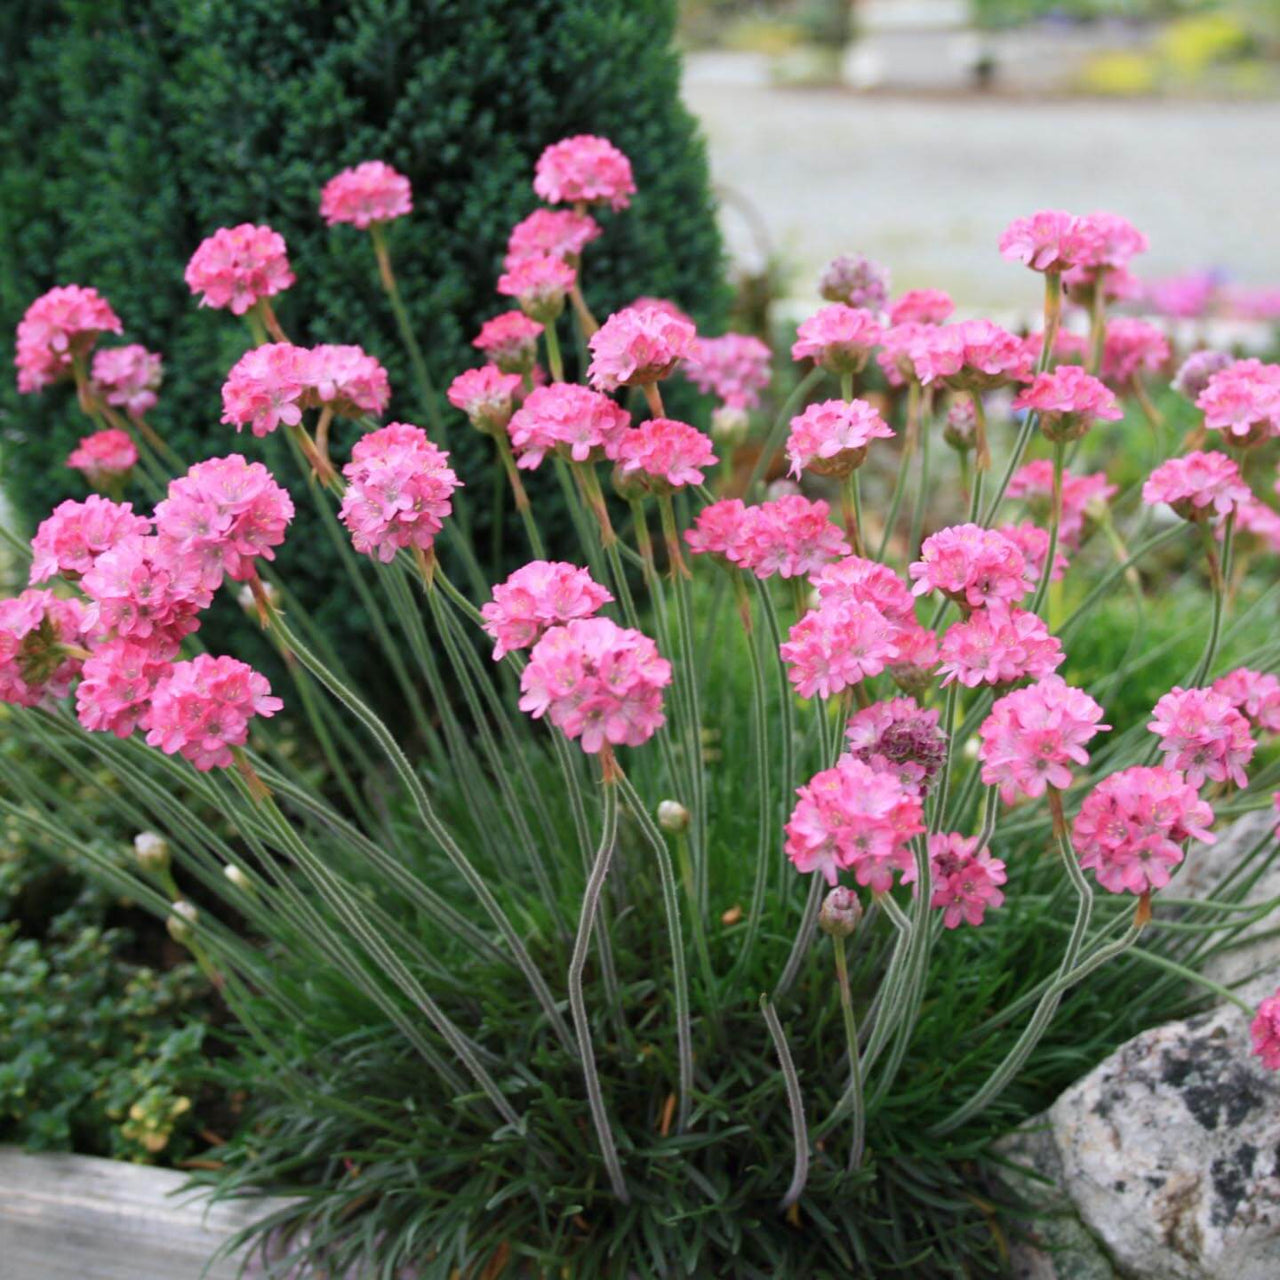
223;864;251;892
710;404;750;447
818;886;863;938
818;254;891;312
657;800;690;833
236;579;278;615
943;397;977;453
167;899;198;944
134;831;170;873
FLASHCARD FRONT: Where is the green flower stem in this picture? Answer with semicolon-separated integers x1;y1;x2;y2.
1124;944;1255;1014
760;994;810;1210
970;388;992;474
1040;272;1063;371
931;683;962;833
832;935;867;1170
1029;438;1066;618
1086;275;1108;376
841;470;865;558
774;875;823;1001
755;580;796;895
544;320;566;384
1191;513;1234;687
907;396;933;560
876;385;918;560
980;408;1040;527
494;432;545;557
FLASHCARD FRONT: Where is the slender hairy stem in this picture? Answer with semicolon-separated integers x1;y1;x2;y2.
760;994;810;1210
774;875;823;1001
1029;438;1066;618
832;937;866;1170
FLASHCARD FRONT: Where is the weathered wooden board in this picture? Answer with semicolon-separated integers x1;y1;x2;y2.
0;1146;292;1279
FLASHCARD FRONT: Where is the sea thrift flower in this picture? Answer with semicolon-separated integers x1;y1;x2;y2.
1148;687;1256;788
90;345;162;419
998;209;1088;273
818;254;891;310
1100;318;1171;387
790;304;882;376
66;430;138;487
504;208;600;269
79;535;208;649
1074;766;1215;895
306;345;391;418
734;495;850;579
684;498;753;562
886;623;941;694
319;161;412;228
818;885;863;936
1212;668;1280;735
0;590;86;707
682;333;772;410
533;135;636;211
910;523;1029;610
447;365;523;435
784;754;924;890
1012;366;1122;442
340;424;460;563
518;616;670;753
1252;992;1280;1071
998;522;1067;585
30;497;151;584
507;383;631;469
812;555;916;625
943;396;977;451
1147;272;1218;320
615;418;716;491
1172;350;1233;403
845;696;947;793
144;655;282;770
587;304;697;392
786;398;894;479
938;602;1064;688
496;254;576;323
1142;452;1250;522
878;322;939;387
979;675;1109;804
1019;328;1089;369
473;311;544;375
889;289;954;327
912;319;1033;392
1072;212;1149;272
927;834;1007;928
1196;358;1280;446
1007;462;1117;550
15;285;122;393
780;599;900;699
75;639;172;738
185;224;294;315
481;561;612;661
220;343;310;437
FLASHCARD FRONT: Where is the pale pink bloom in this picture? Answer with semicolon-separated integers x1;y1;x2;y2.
1143;452;1250;521
889;289;954;327
507;383;630;469
339;423;460;563
75;639;172;739
1196;358;1280;445
927;833;1007;928
66;429;138;486
845;696;947;794
615;417;716;490
90;344;162;419
504;208;600;270
786;398;894;479
998;522;1068;585
472;311;544;374
979;675;1110;804
185;224;294;315
15;285;122;393
80;534;209;649
812;555;916;624
220;343;310;437
1071;212;1149;272
0;589;86;707
684;498;752;561
446;365;522;435
519;616;670;753
496;254;576;321
1006;462;1117;549
587;304;697;392
1074;766;1214;896
785;754;924;890
155;455;294;590
1149;687;1256;788
1100;318;1171;387
817;255;890;311
877;321;939;387
1212;668;1280;735
144;654;282;771
790;304;883;375
910;523;1029;609
780;599;899;699
682;334;772;410
1231;499;1280;554
939;602;1064;688
30;496;151;584
306;344;391;418
733;494;850;580
1252;991;1280;1071
1172;350;1233;403
1146;272;1217;320
481;561;612;661
1012;366;1122;442
998;210;1089;273
533;135;636;211
319;161;412;228
912;319;1033;392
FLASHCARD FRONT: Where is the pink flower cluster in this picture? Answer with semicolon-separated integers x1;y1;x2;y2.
818;255;891;311
1101;319;1170;387
1196;358;1280;446
497;254;577;320
928;833;1007;928
473;311;544;375
320;161;413;228
1143;452;1250;521
615;417;716;491
505;208;600;269
791;305;883;375
786;398;893;478
90;344;162;419
185;224;294;316
1074;766;1215;895
998;522;1068;586
1212;668;1280;735
75;639;173;739
0;590;86;707
877;322;938;387
66;430;138;486
1172;350;1233;403
910;523;1029;610
30;497;152;584
518;616;670;753
939;602;1063;688
533;135;636;211
588;304;697;392
689;495;850;580
845;696;947;793
1148;687;1255;788
1252;991;1280;1071
979;675;1109;804
307;345;392;418
1012;367;1122;442
999;209;1147;278
682;334;772;410
1007;462;1116;549
911;319;1032;392
447;365;523;434
15;285;123;394
481;561;612;661
889;289;954;327
785;754;925;890
780;599;900;699
507;383;630;469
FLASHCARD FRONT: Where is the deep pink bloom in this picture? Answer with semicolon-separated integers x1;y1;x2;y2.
1196;358;1280;446
1012;367;1122;442
912;319;1033;392
306;344;392;418
845;696;947;794
732;494;850;580
812;555;916;624
1172;350;1233;403
939;602;1064;688
496;254;576;321
481;561;612;661
684;498;753;562
472;311;544;375
998;209;1089;273
784;754;924;890
519;616;670;753
0;589;86;707
979;675;1109;804
15;285;122;393
66;429;138;486
533;135;636;211
818;255;891;310
1071;212;1149;272
339;423;460;563
220;343;310;437
75;639;172;739
1100;318;1171;387
1143;452;1250;521
80;534;209;650
615;417;716;490
780;599;900;699
997;522;1067;585
90;344;162;419
504;208;600;270
30;496;151;584
790;304;883;376
1148;687;1256;788
786;398;893;478
910;523;1029;609
1074;766;1215;895
682;334;772;410
144;654;282;770
319;161;412;228
185;224;294;315
588;304;697;392
927;833;1007;928
1212;668;1280;735
507;383;630;469
889;289;954;326
1006;462;1117;550
447;365;523;435
1252;991;1280;1071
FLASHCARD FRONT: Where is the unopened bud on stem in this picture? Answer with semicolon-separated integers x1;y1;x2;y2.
167;900;198;944
657;800;690;833
134;832;170;874
819;886;863;938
